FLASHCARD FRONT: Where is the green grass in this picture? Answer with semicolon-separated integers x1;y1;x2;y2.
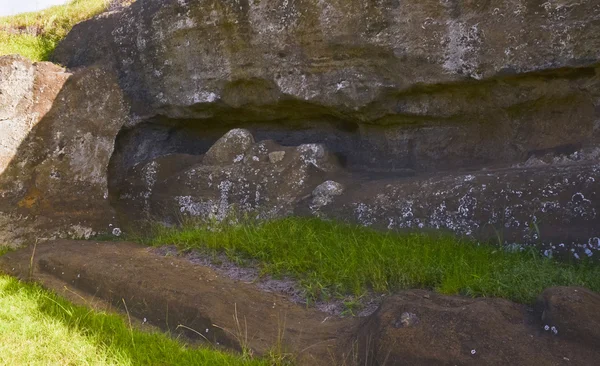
0;274;268;365
141;217;600;304
0;0;111;61
0;246;13;256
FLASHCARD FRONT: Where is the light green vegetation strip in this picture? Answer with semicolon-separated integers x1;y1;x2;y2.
0;0;109;61
0;274;267;365
143;217;600;304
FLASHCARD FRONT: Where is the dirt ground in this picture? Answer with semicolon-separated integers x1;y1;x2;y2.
1;240;599;365
151;245;384;317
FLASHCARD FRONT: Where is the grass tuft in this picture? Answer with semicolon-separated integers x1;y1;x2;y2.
0;274;267;365
140;217;600;304
0;0;111;61
0;245;13;256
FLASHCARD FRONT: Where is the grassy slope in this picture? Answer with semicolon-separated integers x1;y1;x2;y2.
0;0;109;61
143;217;600;304
0;274;267;366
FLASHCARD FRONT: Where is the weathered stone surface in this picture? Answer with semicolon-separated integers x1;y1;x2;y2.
112;128;600;254
0;56;130;245
2;1;600;248
268;150;286;164
354;290;600;366
0;55;69;175
52;0;600;174
313;163;600;247
54;0;600;115
203;128;255;165
393;312;420;328
311;180;345;213
0;240;354;366
535;287;600;348
3;241;600;365
113;132;341;222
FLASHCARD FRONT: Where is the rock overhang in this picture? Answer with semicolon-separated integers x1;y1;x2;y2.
0;0;599;251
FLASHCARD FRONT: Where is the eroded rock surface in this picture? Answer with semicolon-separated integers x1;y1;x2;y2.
355;289;600;365
535;287;600;348
114;131;341;222
0;55;68;175
52;0;600;174
1;1;600;247
2;241;600;365
54;0;600;115
0;56;130;245
313;163;600;246
113;128;600;256
0;240;354;366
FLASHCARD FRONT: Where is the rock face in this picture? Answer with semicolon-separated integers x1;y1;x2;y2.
0;56;68;176
1;0;600;247
535;287;600;348
53;0;600;172
3;241;600;365
0;56;130;245
313;163;600;245
115;128;600;257
113;131;341;223
354;289;600;365
54;0;600;115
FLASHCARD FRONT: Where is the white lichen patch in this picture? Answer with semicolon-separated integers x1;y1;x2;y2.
442;20;483;79
68;225;95;240
191;91;219;104
343;162;600;250
296;143;335;172
68;133;113;185
310;180;345;213
139;161;159;214
268;151;286;163
176;195;218;217
355;202;376;227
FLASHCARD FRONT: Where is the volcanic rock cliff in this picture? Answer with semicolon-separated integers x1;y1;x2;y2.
0;0;599;252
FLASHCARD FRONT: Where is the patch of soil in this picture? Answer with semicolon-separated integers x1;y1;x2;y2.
354;290;600;365
1;240;354;365
1;240;599;365
151;245;383;317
